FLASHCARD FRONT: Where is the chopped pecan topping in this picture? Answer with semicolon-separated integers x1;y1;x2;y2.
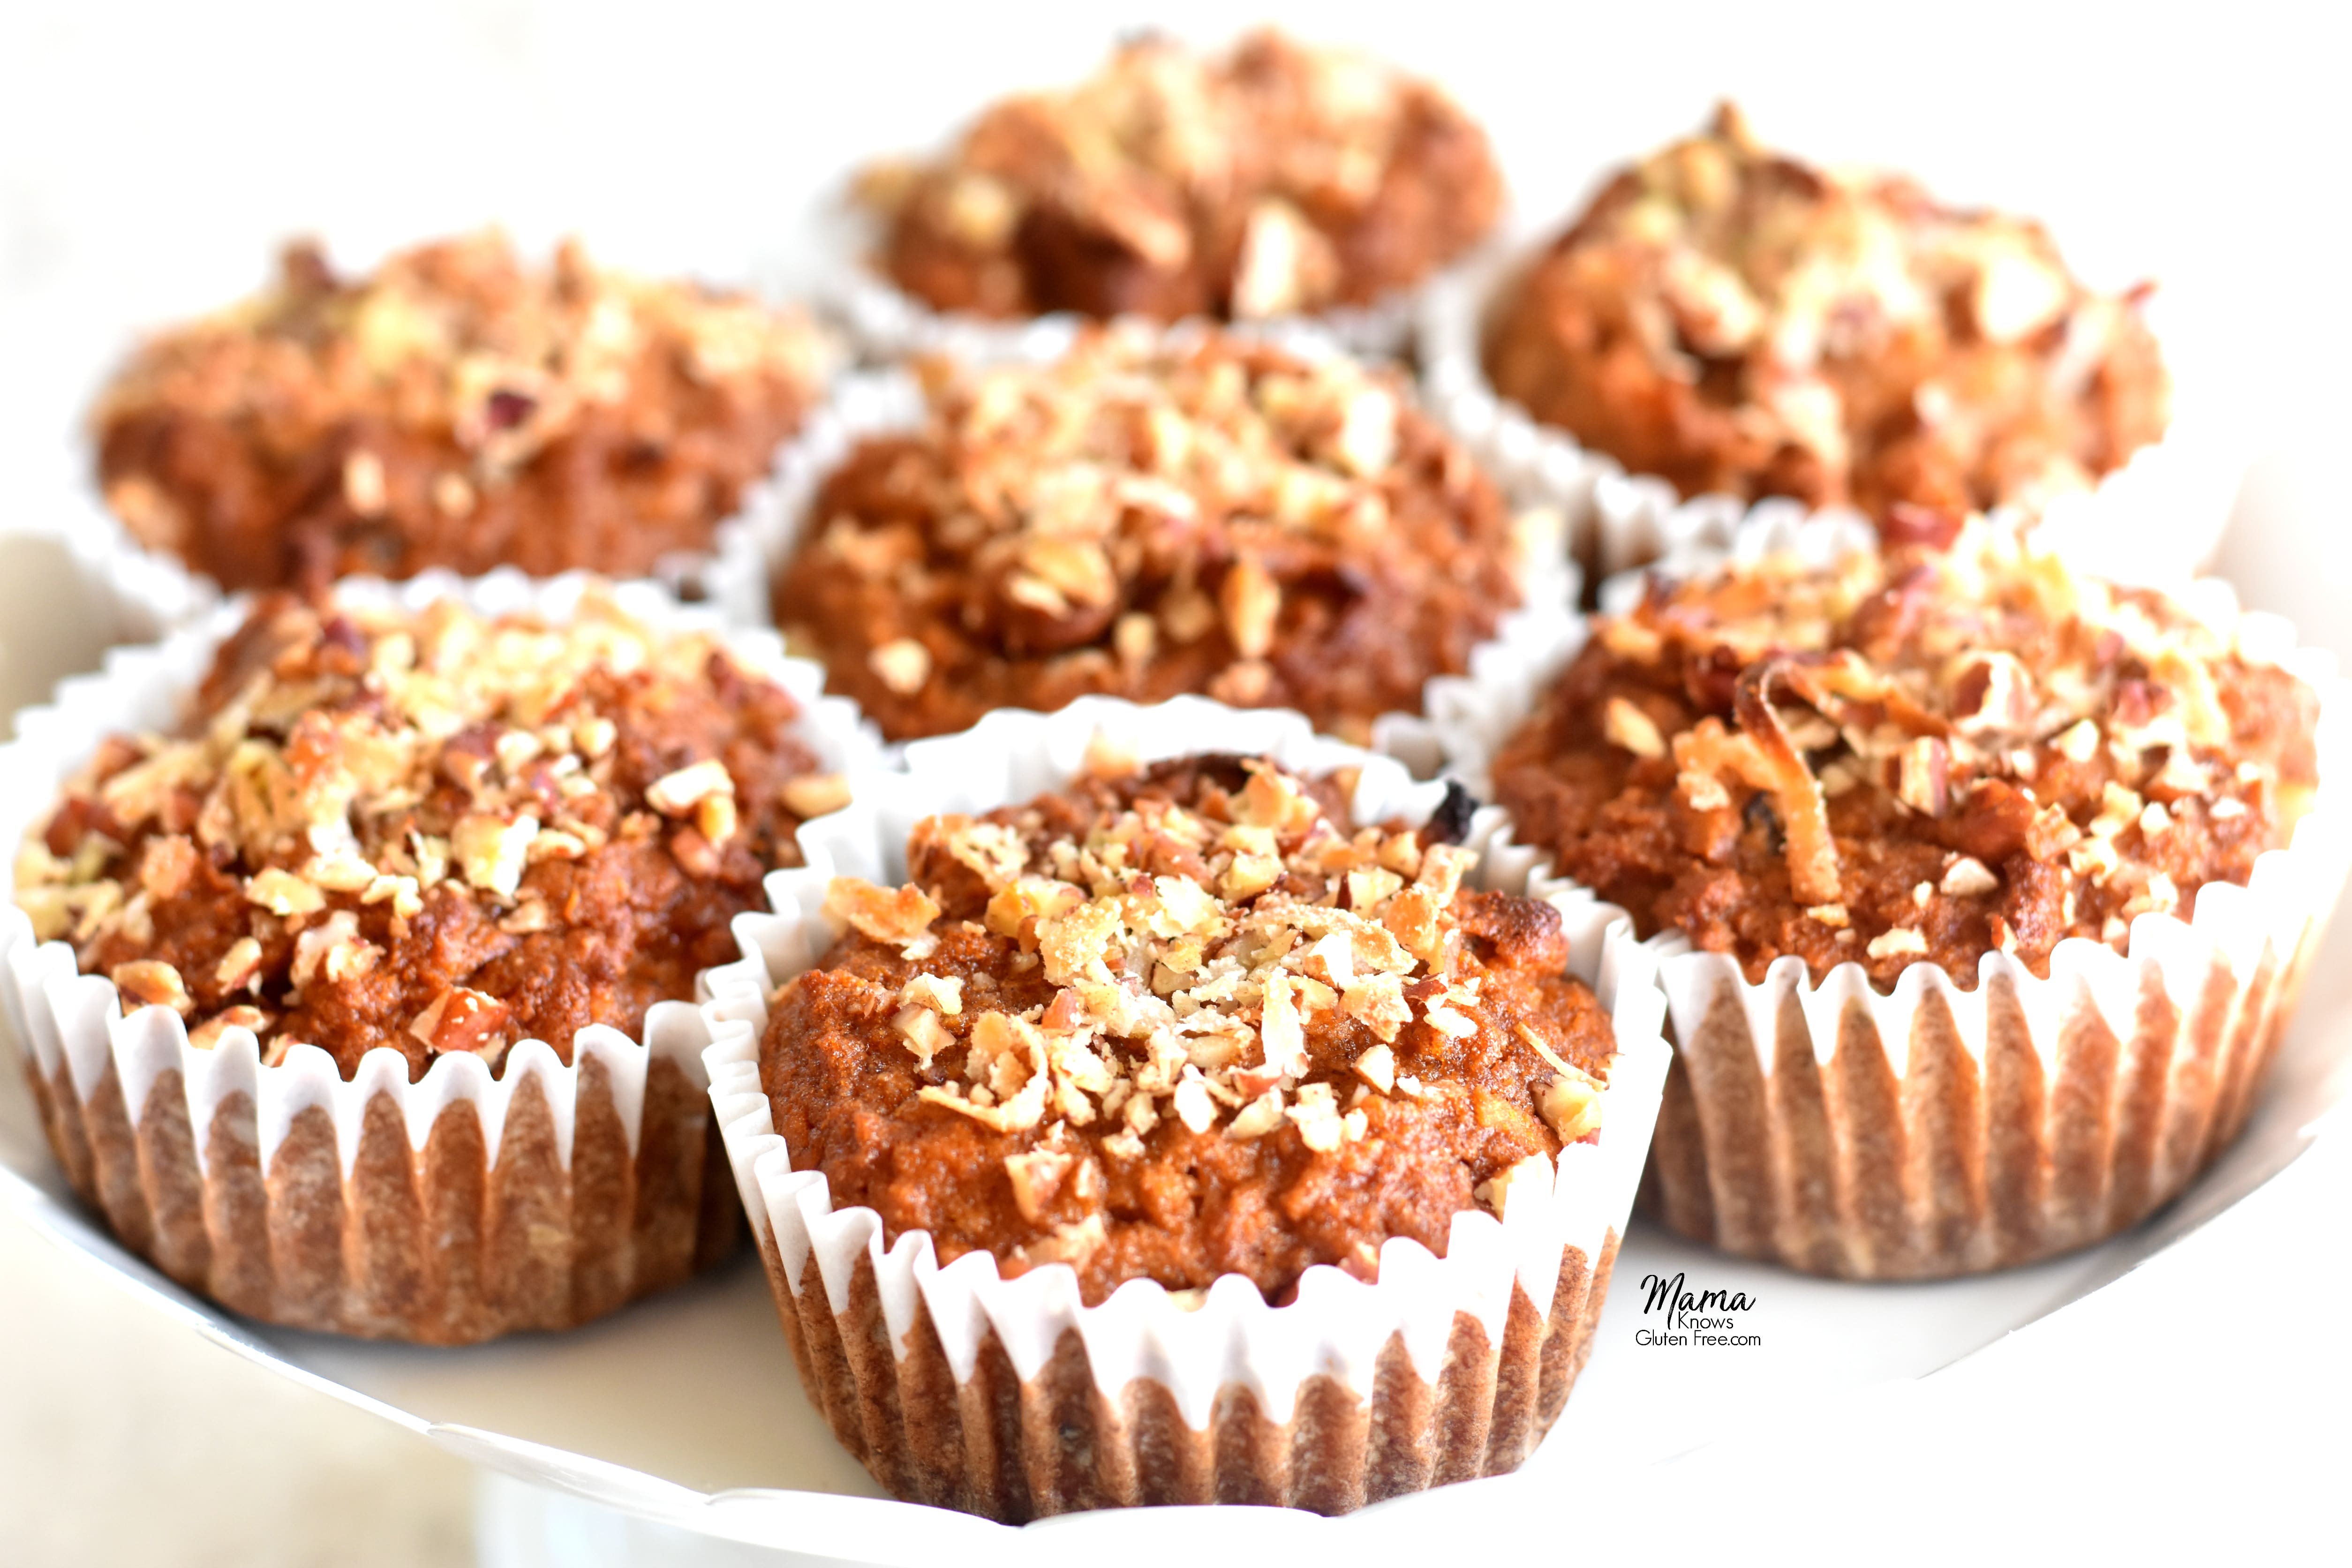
1603;697;1667;760
779;773;854;821
17;590;832;1076
645;759;734;816
409;987;513;1064
775;326;1520;745
868;638;933;696
92;231;830;593
860;29;1500;323
1537;1070;1603;1142
825;878;943;950
1485;102;2168;525
817;755;1611;1156
766;752;1637;1305
1495;517;2320;984
188;1005;271;1050
111;960;193;1015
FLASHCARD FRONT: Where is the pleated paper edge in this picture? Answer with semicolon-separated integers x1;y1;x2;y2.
696;694;1671;1505
0;567;884;1338
1422;509;2352;1277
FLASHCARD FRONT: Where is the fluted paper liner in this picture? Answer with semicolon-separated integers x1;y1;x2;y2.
702;326;1586;775
4;492;222;654
698;696;1670;1517
0;570;880;1342
1432;514;2352;1278
1418;239;2247;590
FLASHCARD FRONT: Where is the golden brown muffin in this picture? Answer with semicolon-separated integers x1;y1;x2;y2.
1491;516;2318;987
17;590;848;1078
95;232;831;592
9;588;865;1341
859;29;1502;323
764;753;1618;1306
1484;105;2168;525
774;326;1525;744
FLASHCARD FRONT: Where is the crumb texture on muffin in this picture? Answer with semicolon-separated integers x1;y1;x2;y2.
1483;104;2170;522
775;326;1523;742
1491;518;2318;986
859;29;1502;323
761;754;1616;1305
16;590;836;1078
95;231;829;590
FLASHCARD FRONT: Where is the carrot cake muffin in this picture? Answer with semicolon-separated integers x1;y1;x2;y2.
763;752;1617;1306
16;590;847;1080
1482;105;2169;524
94;231;831;592
8;589;858;1339
774;327;1523;744
856;29;1502;324
1490;516;2320;988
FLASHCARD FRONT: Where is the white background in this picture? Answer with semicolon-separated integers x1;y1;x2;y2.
3;2;2350;1561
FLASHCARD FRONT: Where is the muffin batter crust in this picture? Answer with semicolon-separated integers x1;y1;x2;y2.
761;754;1617;1305
1484;105;2168;524
96;232;829;591
775;327;1523;743
18;592;841;1078
1492;519;2319;986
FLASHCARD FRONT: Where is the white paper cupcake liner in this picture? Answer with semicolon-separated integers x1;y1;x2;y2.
702;322;1586;777
697;695;1671;1517
1418;239;2245;590
0;569;882;1342
9;491;224;653
2024;283;2250;586
695;366;929;633
1433;514;2352;1278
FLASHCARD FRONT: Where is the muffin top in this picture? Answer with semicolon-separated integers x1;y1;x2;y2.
1490;518;2321;987
763;754;1616;1305
1483;104;2169;524
776;326;1525;744
96;231;831;591
15;592;848;1078
858;29;1502;323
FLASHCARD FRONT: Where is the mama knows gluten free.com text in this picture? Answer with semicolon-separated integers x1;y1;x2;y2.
1633;1271;1763;1347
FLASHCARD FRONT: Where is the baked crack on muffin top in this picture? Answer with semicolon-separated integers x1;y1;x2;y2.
775;326;1528;743
763;754;1616;1306
95;231;831;592
857;28;1503;323
1491;517;2320;988
1483;104;2170;524
15;592;846;1079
